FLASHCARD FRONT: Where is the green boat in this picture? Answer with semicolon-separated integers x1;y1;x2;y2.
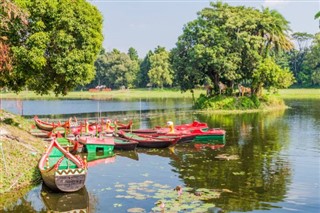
78;136;114;154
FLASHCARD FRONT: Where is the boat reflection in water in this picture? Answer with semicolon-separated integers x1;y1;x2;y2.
41;184;89;212
193;137;226;150
86;151;116;168
115;150;139;161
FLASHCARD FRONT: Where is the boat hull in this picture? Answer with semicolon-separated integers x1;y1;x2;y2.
41;168;86;192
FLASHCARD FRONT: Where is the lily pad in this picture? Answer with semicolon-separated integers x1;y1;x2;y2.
127;207;146;213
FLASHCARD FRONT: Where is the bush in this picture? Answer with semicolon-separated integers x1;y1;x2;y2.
193;94;284;110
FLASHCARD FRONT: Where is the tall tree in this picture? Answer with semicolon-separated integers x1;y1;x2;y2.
303;33;320;85
92;49;139;89
137;50;153;88
172;2;293;95
0;0;28;81
127;47;139;61
148;46;173;88
2;0;103;95
289;32;314;85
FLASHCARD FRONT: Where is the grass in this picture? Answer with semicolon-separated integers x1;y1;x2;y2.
0;88;200;100
0;88;319;100
0;111;45;195
278;88;320;99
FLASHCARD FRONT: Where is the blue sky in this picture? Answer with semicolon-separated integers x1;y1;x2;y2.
90;0;320;57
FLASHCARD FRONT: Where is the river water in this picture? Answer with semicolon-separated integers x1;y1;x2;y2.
0;99;319;212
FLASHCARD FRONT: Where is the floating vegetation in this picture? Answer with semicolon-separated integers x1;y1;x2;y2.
127;207;146;213
232;171;245;176
113;180;221;212
215;154;240;160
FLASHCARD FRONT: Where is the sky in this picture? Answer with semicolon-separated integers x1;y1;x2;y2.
89;0;320;57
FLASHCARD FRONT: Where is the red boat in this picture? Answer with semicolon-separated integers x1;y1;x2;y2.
124;120;208;135
161;120;208;131
38;139;87;192
34;116;69;131
117;130;179;148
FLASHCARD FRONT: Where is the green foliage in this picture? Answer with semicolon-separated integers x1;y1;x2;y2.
303;33;320;86
92;49;139;89
193;94;282;110
137;51;153;87
148;47;173;88
1;0;103;95
0;0;28;78
172;2;293;94
252;58;295;94
128;47;139;61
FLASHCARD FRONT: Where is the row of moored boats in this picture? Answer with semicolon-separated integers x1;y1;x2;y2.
34;116;226;193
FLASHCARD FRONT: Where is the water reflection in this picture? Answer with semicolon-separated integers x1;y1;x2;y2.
41;184;89;212
1;99;192;116
1;100;319;212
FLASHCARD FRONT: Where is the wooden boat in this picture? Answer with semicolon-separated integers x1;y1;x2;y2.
160;120;208;131
34;116;68;131
137;132;196;144
55;135;80;154
114;120;133;129
77;136;115;154
191;128;226;142
30;129;52;138
114;136;138;150
41;184;89;212
124;121;207;135
38;139;87;192
117;130;180;148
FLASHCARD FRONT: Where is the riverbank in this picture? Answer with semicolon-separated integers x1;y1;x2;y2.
1;88;319;100
0;88;199;100
0;111;45;195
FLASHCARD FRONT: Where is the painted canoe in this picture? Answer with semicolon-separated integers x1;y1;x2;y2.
38;139;87;192
78;136;115;154
117;131;179;148
114;136;138;150
163;120;208;131
136;132;195;144
34;116;68;131
191;128;226;142
124;121;208;135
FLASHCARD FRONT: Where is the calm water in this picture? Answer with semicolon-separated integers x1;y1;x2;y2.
1;99;319;212
0;99;193;116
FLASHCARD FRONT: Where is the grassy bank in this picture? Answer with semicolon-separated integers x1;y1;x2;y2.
0;111;45;196
193;94;287;112
0;88;200;100
278;88;320;99
0;88;319;100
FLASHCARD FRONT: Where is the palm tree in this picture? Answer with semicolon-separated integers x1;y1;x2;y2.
260;8;293;56
315;11;320;29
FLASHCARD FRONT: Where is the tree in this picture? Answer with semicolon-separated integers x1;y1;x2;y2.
172;2;293;95
1;0;103;95
288;32;314;86
92;49;139;89
137;50;153;88
0;0;28;81
303;33;320;85
148;47;173;88
128;47;139;61
252;57;295;95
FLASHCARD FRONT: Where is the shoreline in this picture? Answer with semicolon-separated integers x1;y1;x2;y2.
1;88;319;100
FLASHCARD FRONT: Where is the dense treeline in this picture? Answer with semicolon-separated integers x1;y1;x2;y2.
86;3;319;93
1;1;319;96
